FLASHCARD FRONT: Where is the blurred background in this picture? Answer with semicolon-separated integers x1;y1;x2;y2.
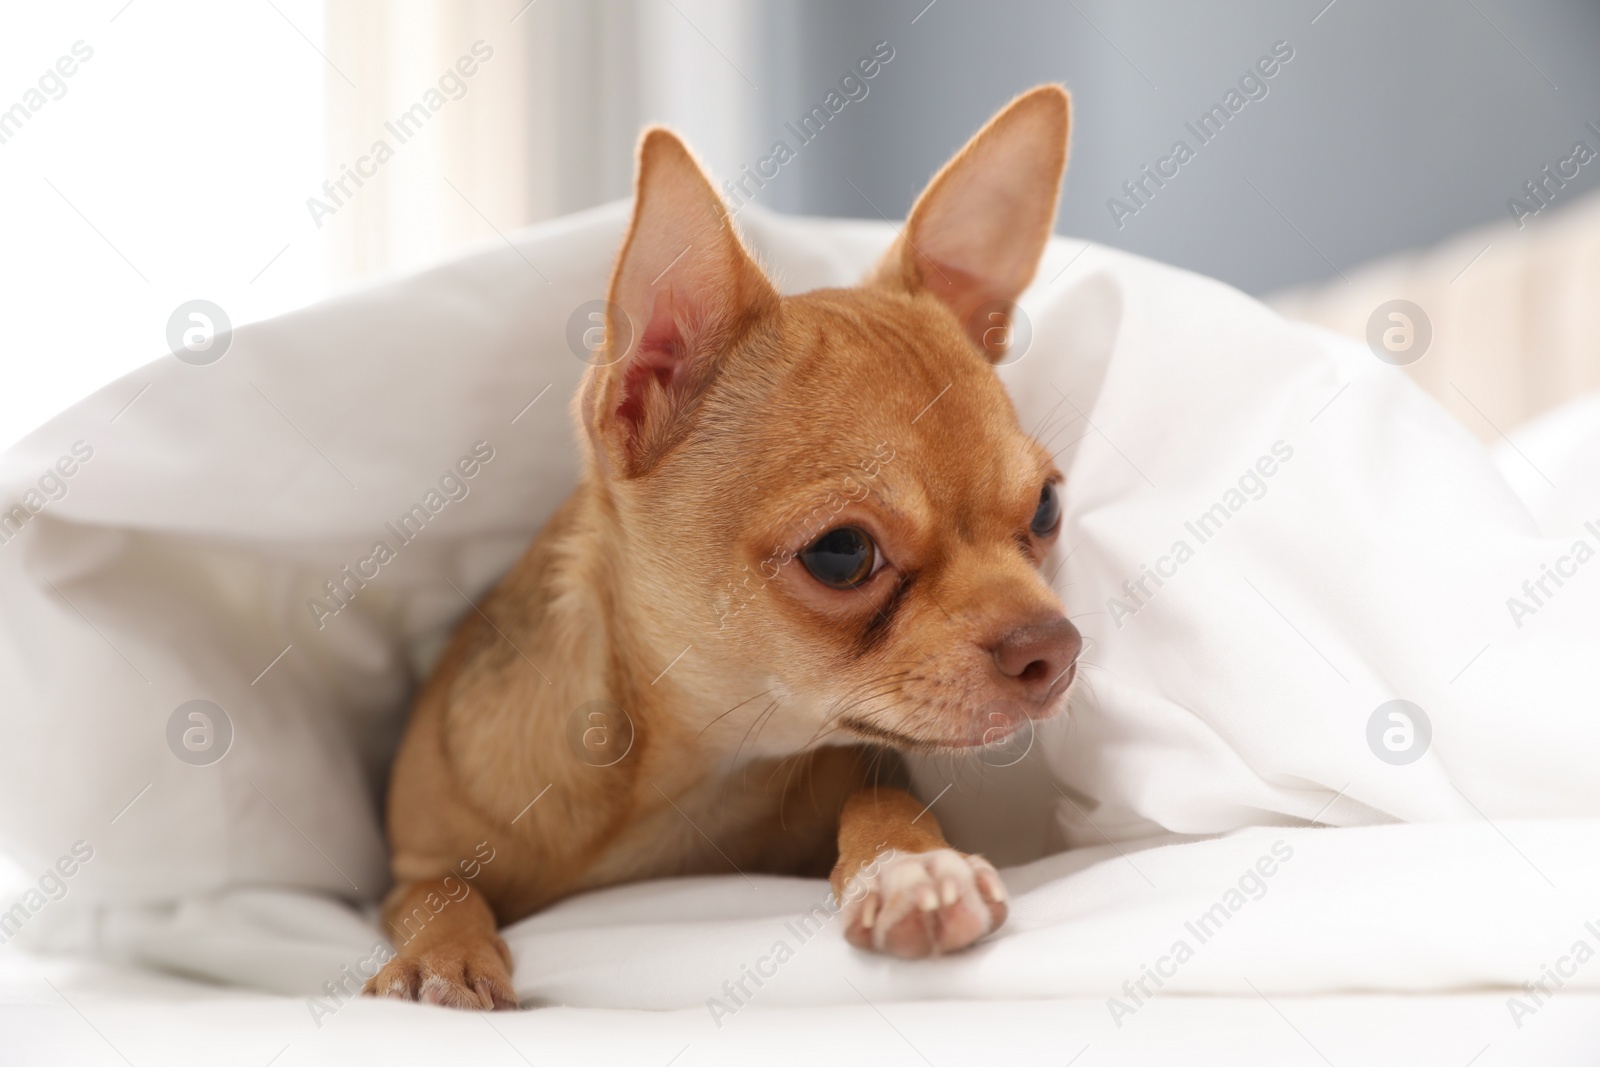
3;0;1599;449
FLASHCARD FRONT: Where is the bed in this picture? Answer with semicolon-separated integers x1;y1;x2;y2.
4;197;1600;1064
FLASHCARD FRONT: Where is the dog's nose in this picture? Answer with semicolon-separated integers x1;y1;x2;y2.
989;616;1082;702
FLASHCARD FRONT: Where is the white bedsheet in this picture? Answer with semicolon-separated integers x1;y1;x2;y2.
33;820;1600;1059
6;201;1600;1061
6;956;1599;1067
11;952;1598;1067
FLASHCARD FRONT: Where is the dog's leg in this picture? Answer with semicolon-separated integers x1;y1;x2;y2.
830;787;1008;958
363;879;517;1010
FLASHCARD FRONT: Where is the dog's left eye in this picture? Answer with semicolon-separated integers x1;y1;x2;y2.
1030;481;1061;537
800;526;877;589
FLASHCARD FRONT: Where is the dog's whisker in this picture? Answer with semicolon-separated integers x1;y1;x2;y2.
828;682;908;718
1034;411;1088;457
731;698;783;769
765;746;825;811
1023;391;1065;438
742;698;785;757
698;687;775;739
818;677;915;735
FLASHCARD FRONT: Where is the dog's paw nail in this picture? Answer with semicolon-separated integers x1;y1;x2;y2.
918;887;939;912
939;878;959;906
475;976;518;1011
861;895;879;929
417;975;464;1008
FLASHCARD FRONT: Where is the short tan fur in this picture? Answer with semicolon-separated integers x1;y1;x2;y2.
367;86;1079;1009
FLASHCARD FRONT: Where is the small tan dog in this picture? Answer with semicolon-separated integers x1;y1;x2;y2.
367;85;1080;1009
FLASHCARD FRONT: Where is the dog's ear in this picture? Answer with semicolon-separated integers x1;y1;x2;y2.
868;85;1069;361
582;128;779;479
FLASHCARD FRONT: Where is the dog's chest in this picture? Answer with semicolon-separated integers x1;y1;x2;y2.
580;757;843;886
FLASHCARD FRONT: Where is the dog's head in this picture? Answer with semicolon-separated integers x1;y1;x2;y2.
580;86;1078;755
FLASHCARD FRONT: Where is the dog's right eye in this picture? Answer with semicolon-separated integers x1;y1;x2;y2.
800;527;877;589
1030;480;1061;538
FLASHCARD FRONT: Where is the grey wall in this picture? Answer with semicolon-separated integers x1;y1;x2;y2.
741;0;1600;295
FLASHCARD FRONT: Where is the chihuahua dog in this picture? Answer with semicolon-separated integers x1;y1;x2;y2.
366;86;1080;1009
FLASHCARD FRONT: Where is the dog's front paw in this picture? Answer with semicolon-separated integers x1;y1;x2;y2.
363;938;518;1010
839;848;1008;958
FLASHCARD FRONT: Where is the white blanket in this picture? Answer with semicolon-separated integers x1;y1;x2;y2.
11;950;1598;1066
4;202;1600;1050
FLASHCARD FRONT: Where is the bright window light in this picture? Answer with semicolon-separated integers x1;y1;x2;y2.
0;0;328;450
